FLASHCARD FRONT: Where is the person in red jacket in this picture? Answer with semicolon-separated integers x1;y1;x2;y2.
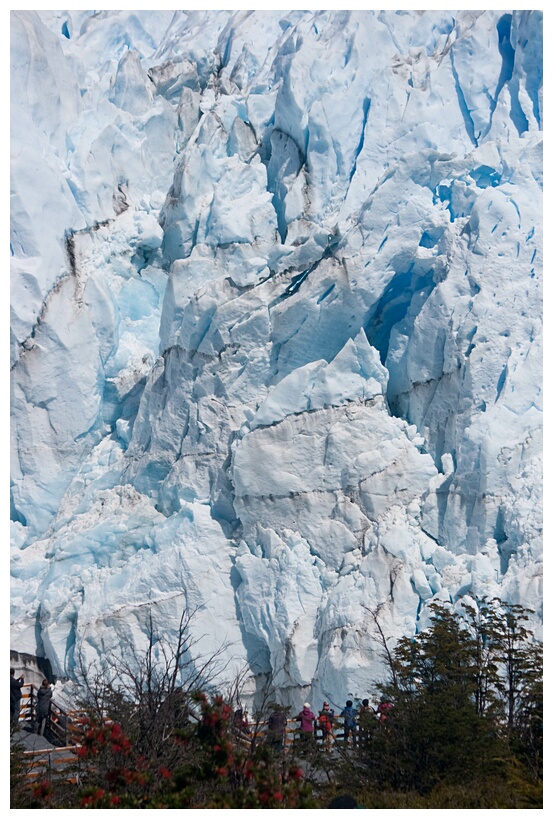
377;696;394;725
318;702;335;750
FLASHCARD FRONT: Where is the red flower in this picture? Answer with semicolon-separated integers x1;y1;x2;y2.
274;792;283;801
110;796;121;806
215;767;228;777
32;780;51;801
159;767;172;780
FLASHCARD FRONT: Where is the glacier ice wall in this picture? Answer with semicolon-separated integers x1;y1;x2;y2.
11;10;542;707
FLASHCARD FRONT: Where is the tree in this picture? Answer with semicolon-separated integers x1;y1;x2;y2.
387;605;502;793
349;599;542;804
459;595;543;774
14;605;317;809
74;606;232;773
459;597;503;719
476;598;539;734
373;604;507;793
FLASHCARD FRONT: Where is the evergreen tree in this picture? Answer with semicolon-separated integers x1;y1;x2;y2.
461;596;543;765
459;597;503;720
353;599;542;802
476;598;538;734
366;603;507;793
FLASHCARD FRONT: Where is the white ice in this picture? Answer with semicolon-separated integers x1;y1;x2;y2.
11;9;542;708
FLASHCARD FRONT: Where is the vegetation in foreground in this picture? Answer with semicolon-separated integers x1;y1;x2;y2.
11;597;542;809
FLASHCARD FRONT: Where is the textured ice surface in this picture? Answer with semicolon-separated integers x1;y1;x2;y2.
11;10;542;707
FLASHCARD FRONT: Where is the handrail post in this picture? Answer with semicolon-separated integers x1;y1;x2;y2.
28;684;36;729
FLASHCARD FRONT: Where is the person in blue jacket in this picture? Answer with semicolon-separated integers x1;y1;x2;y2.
340;700;357;748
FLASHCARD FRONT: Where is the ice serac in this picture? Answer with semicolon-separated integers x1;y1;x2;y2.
11;10;542;708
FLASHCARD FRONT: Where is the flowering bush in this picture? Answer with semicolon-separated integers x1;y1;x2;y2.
24;692;316;809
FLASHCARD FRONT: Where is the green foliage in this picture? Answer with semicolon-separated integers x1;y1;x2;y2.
10;739;38;809
510;641;543;777
349;599;542;805
356;776;541;809
362;604;507;793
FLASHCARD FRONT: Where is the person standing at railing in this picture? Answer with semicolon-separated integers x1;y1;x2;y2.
318;702;334;751
233;707;244;733
10;669;25;729
232;707;251;741
295;702;316;753
340;700;358;748
36;679;53;736
358;699;373;747
376;696;394;725
266;706;287;751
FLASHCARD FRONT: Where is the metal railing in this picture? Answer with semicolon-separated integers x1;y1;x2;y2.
21;746;80;784
232;717;360;752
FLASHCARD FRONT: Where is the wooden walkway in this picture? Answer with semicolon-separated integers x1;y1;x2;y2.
12;685;90;784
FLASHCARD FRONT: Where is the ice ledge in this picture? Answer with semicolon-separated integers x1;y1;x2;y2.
251;329;388;429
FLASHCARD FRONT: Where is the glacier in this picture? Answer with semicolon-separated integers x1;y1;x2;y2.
10;9;542;709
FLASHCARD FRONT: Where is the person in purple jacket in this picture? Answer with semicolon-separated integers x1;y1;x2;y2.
295;702;316;752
